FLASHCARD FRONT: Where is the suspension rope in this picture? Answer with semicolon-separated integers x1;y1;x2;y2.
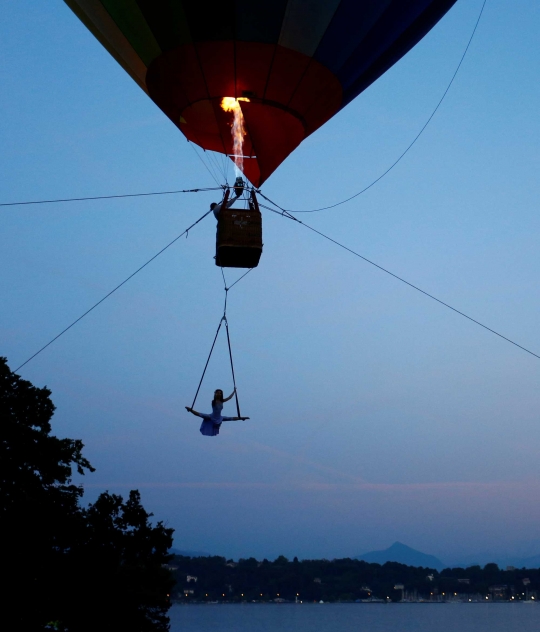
260;202;540;362
191;265;252;412
225;317;241;417
191;318;224;410
258;0;488;215
14;208;214;372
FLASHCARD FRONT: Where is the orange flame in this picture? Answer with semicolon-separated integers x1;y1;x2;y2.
220;97;250;176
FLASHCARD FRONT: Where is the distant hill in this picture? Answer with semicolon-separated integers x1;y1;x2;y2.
356;542;445;571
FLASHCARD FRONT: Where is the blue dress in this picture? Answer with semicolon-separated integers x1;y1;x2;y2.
198;401;234;437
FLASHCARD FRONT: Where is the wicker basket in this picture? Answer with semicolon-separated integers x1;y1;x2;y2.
216;206;263;268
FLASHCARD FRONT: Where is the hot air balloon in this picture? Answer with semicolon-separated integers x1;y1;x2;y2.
64;0;457;188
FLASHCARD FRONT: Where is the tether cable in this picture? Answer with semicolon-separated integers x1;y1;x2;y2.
14;208;214;372
260;203;540;362
259;0;488;215
0;187;223;208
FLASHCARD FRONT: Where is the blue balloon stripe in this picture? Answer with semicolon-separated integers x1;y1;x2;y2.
336;0;432;91
313;0;393;75
340;0;458;106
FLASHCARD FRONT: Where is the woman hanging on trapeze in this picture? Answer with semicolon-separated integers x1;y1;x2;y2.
186;388;249;437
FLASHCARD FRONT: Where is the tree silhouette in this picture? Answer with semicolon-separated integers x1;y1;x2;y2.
0;358;173;630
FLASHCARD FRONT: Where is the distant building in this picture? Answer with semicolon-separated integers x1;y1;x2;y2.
187;575;198;583
313;578;322;584
458;579;470;585
488;585;508;600
184;589;194;595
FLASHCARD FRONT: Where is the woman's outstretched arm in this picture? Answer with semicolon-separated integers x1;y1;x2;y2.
185;406;204;418
222;388;236;402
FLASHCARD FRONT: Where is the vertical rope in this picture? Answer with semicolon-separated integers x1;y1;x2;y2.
191;217;249;415
224;317;241;417
191;319;223;409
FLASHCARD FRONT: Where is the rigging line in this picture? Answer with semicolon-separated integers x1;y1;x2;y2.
203;152;223;186
220;266;228;292
260;204;540;362
188;141;222;187
207;149;226;182
220;267;229;316
261;0;489;215
14;208;214;373
227;268;253;291
219;267;253;317
206;148;229;185
224;154;231;185
219;266;253;292
215;150;229;183
222;153;230;184
0;187;223;208
188;141;220;185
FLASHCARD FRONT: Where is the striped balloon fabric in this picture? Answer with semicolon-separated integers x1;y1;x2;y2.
65;0;457;185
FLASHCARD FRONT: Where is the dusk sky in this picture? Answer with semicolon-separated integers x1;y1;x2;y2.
2;0;540;563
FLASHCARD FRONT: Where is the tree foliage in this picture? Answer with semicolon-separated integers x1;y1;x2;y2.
169;555;540;603
0;358;174;631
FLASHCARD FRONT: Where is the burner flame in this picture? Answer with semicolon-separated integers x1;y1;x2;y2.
220;97;250;176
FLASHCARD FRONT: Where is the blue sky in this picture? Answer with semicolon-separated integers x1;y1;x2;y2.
1;0;540;562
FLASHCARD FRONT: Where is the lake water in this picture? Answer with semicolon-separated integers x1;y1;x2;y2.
170;603;539;632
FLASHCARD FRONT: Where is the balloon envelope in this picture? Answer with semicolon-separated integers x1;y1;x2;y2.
65;0;457;185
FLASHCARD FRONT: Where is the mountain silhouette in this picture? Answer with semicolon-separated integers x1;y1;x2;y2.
356;542;445;570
